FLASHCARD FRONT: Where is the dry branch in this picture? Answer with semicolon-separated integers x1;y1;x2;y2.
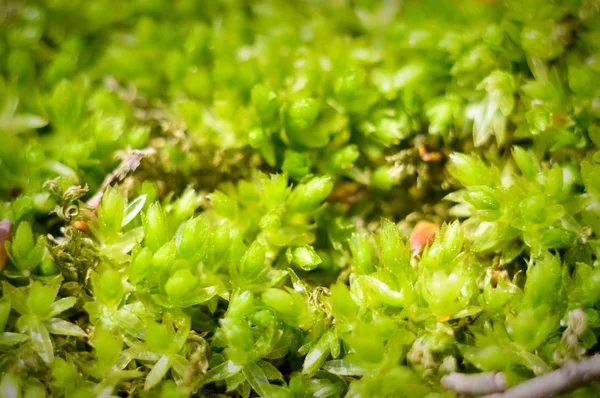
441;371;506;396
483;356;600;398
443;356;600;398
86;148;154;209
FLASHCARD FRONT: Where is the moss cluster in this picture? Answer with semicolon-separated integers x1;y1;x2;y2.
1;0;600;397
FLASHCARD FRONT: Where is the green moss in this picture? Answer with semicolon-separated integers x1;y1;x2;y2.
1;0;600;396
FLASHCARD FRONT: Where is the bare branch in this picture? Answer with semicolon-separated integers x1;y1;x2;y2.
483;355;600;398
441;371;506;396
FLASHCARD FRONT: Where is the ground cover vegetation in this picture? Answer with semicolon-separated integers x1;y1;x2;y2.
1;0;600;396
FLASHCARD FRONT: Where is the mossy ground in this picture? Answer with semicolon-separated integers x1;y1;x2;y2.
1;0;600;397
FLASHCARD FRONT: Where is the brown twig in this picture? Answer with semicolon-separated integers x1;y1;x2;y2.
483;356;600;398
86;148;154;209
441;371;506;396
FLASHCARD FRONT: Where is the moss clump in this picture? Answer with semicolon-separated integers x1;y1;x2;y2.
1;0;600;397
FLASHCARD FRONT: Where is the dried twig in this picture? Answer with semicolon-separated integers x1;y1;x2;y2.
444;356;600;397
441;371;506;396
483;356;600;398
86;148;154;209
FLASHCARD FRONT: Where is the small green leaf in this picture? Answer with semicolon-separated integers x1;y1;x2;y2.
143;202;169;252
0;373;21;398
145;322;173;354
0;333;29;346
23;318;53;364
282;150;312;180
287;176;334;213
302;329;335;376
98;186;125;237
256;360;284;382
512;146;539;180
242;361;270;397
205;361;243;384
122;195;147;227
448;153;496;187
239;240;267;283
349;231;374;275
164;268;198;300
47;297;77;318
94;326;123;371
27;282;56;317
44;318;86;337
176;215;210;261
144;355;172;391
329;282;357;321
322;360;367;376
477;70;516;116
130;246;154;285
1;114;48;134
97;269;124;307
0;297;10;332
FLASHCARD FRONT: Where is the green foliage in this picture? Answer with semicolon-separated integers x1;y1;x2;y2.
1;0;599;396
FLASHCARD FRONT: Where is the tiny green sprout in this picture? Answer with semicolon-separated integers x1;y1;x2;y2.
251;83;280;124
93;325;123;372
477;70;516;116
0;296;29;349
4;221;45;276
84;270;144;339
349;231;374;275
130;246;155;285
373;117;409;146
169;187;202;226
238;240;268;284
96;268;124;307
261;288;315;330
146;322;175;354
286;98;320;133
209;190;237;221
329;282;358;322
121;319;192;391
198;221;230;271
4;277;84;364
138;181;158;209
303;328;338;376
371;166;402;190
247;125;267;149
97;186;125;238
282;150;312;180
378;218;412;279
158;380;190;398
287;176;334;213
512;146;540;180
448;153;497;187
334;69;366;106
327;145;360;173
90;189;147;262
164;268;198;300
143;202;169;253
288;245;322;271
176;215;211;262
